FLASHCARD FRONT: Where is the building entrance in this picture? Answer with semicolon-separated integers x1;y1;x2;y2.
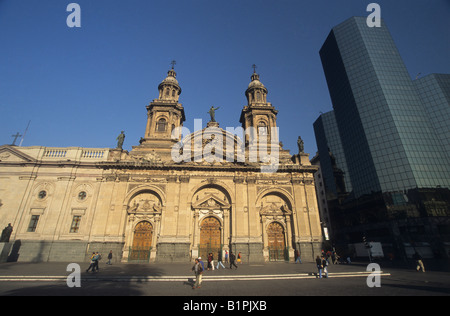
199;216;222;261
267;222;287;261
130;221;153;262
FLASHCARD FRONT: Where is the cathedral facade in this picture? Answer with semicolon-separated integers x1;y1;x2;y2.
0;67;323;263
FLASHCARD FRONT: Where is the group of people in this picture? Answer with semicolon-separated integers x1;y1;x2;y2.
86;250;114;273
191;251;242;289
315;249;350;278
315;255;329;278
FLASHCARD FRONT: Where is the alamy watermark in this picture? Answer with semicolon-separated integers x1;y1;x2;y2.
366;3;381;27
66;3;81;28
66;263;81;287
366;263;382;288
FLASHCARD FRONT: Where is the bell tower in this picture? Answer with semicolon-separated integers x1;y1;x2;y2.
240;65;279;146
131;62;186;161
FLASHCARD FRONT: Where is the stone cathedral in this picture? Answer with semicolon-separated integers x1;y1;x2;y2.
0;67;322;263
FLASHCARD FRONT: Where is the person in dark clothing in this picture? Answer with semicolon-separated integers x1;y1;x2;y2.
93;252;101;272
413;252;425;272
229;252;238;269
86;252;96;272
316;255;323;278
107;250;113;265
216;250;225;269
321;256;328;278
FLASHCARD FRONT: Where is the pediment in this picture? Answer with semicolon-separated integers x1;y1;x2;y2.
260;202;292;216
193;193;230;209
0;146;36;163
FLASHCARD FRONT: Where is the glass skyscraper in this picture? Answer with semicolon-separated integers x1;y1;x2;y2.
318;17;450;198
313;111;352;196
414;74;450;160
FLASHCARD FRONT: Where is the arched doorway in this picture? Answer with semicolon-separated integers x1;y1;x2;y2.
199;216;222;261
130;221;153;262
267;222;287;261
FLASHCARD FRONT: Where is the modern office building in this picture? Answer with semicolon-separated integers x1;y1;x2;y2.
313;111;352;197
319;16;450;198
314;17;450;259
414;74;450;160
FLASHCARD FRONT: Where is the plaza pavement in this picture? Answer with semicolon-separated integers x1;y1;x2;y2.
0;260;449;297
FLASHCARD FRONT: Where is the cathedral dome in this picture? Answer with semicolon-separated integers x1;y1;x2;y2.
159;69;180;89
246;72;268;93
248;78;265;89
157;67;182;100
245;71;268;105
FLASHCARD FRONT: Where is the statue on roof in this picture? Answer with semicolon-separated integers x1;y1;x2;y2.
116;131;125;150
208;106;220;122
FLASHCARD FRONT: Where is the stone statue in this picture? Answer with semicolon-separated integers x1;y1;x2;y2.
297;136;304;154
0;223;13;242
116;131;125;149
208;106;220;122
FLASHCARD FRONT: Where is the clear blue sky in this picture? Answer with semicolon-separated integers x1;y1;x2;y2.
1;0;449;157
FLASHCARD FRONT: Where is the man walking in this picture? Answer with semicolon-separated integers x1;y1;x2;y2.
107;250;113;265
229;252;238;269
93;252;101;272
413;252;426;272
86;252;96;272
316;255;323;278
295;249;302;264
216;250;226;269
192;258;204;289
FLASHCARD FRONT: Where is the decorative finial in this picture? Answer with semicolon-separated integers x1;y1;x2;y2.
170;60;176;69
252;64;257;73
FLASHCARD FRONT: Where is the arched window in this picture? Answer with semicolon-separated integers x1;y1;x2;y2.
256;91;262;101
258;121;268;136
157;118;167;132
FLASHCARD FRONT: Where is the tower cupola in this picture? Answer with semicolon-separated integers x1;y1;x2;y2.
245;65;268;106
158;62;182;102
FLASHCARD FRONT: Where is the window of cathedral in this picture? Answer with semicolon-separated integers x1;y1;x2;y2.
70;216;82;233
258;121;268;135
27;215;40;232
78;191;87;201
157;118;167;132
38;190;47;200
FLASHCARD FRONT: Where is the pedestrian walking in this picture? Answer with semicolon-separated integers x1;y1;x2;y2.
216;250;226;269
198;257;205;271
229;252;238;269
107;250;113;265
413;252;426;272
333;251;340;264
210;253;215;270
237;252;242;264
192;258;204;289
207;253;214;271
316;255;323;278
86;252;96;272
224;250;229;264
322;255;328;278
93;252;101;272
295;249;302;264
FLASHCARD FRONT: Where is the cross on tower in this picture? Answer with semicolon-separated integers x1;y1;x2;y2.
170;60;176;69
252;64;257;73
11;132;22;146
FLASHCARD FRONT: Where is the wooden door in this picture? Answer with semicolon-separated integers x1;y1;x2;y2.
199;217;221;260
267;222;286;261
130;221;153;261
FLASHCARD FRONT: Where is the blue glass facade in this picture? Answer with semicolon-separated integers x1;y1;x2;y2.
313;111;353;195
414;74;450;160
319;17;450;197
